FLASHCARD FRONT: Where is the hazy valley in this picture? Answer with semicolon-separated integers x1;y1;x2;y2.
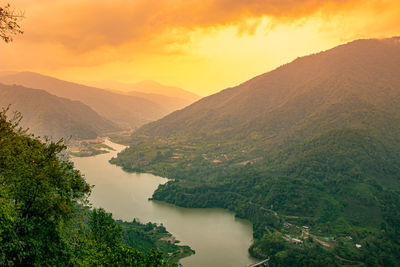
0;83;121;140
0;72;198;130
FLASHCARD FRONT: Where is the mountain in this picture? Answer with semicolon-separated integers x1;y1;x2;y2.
86;80;200;102
136;37;400;141
112;37;400;266
0;72;169;128
0;71;18;77
0;83;120;140
129;80;199;101
125;91;195;114
84;80;201;115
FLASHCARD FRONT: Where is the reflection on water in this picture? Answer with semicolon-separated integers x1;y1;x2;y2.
72;139;256;267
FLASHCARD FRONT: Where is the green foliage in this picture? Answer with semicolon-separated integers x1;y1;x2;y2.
249;233;338;266
118;219;194;265
89;208;122;249
0;109;177;266
114;128;400;266
0;108;91;265
65;208;170;267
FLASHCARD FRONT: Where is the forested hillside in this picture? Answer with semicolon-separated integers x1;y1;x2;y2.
135;38;400;142
0;109;190;266
111;38;400;266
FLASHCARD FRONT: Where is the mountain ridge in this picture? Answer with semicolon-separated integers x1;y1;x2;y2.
0;83;121;140
136;37;400;141
0;72;170;128
85;79;200;101
81;79;201;115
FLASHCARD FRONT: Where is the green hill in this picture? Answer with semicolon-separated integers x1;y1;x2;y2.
111;37;400;266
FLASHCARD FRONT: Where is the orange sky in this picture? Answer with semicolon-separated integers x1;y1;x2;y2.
0;0;399;96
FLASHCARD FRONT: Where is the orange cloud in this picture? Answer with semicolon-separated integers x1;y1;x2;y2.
0;0;399;95
15;0;373;53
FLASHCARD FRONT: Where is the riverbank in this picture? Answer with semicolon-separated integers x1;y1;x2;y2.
70;139;194;264
72;139;256;267
117;219;195;265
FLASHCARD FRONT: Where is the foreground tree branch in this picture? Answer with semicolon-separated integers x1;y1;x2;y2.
0;3;24;43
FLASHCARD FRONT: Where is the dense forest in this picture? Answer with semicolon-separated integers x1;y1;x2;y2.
0;108;191;266
111;38;400;266
112;127;400;266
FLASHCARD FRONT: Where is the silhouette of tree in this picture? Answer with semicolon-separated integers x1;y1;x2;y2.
0;3;23;43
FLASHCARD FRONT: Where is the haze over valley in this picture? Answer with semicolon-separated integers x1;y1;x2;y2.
0;72;199;130
0;83;120;140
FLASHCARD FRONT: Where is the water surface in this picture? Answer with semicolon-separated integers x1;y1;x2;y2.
72;140;256;267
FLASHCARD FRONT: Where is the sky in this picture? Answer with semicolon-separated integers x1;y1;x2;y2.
0;0;399;96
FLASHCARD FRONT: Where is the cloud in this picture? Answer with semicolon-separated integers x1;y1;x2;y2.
1;0;398;80
17;0;373;53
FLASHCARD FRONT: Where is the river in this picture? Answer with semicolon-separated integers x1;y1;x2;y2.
72;139;256;267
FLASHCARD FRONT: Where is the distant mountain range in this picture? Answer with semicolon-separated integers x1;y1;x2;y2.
0;72;197;129
0;83;120;140
86;80;199;101
112;37;400;265
83;80;200;116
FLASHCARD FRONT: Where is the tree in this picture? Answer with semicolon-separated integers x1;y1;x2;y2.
0;108;172;266
0;108;91;265
0;3;23;43
89;208;122;250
